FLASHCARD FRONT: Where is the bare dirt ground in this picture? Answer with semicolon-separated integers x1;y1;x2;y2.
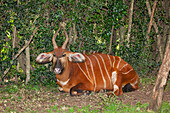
54;83;170;110
0;80;169;112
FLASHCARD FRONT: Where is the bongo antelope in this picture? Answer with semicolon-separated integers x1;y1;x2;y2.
36;25;139;96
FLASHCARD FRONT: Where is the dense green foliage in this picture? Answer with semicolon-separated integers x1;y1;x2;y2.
1;1;169;112
0;0;168;84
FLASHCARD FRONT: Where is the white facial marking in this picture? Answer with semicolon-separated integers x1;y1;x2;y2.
57;79;70;86
112;71;117;84
113;85;119;92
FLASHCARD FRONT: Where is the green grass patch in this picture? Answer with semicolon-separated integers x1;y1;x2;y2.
160;101;170;113
140;76;156;86
102;101;149;113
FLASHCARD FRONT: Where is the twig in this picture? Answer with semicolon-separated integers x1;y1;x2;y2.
146;0;163;60
146;0;157;41
109;25;114;54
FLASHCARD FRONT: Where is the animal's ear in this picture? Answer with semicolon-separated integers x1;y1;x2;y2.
36;52;53;64
68;53;85;63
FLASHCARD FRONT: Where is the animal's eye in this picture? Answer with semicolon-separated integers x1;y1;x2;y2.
62;54;66;57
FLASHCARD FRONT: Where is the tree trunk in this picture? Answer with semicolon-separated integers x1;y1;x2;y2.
120;23;125;48
127;0;134;48
14;36;26;73
119;0;125;48
13;26;17;72
25;40;31;84
13;26;19;84
162;0;170;57
148;40;170;111
18;53;26;73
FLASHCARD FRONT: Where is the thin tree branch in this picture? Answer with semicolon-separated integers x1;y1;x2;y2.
146;0;163;60
109;25;114;54
146;0;157;41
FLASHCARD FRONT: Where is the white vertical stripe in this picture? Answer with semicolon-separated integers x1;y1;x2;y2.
120;63;128;71
93;55;106;89
107;54;112;67
117;57;121;69
113;56;116;68
84;62;92;81
97;54;112;88
77;63;93;84
85;55;97;92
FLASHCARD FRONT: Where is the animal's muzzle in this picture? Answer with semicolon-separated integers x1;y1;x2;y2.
54;58;64;74
54;68;62;74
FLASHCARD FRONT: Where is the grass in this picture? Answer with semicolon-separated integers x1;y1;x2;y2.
44;100;151;113
140;76;156;86
160;102;170;113
0;77;169;113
